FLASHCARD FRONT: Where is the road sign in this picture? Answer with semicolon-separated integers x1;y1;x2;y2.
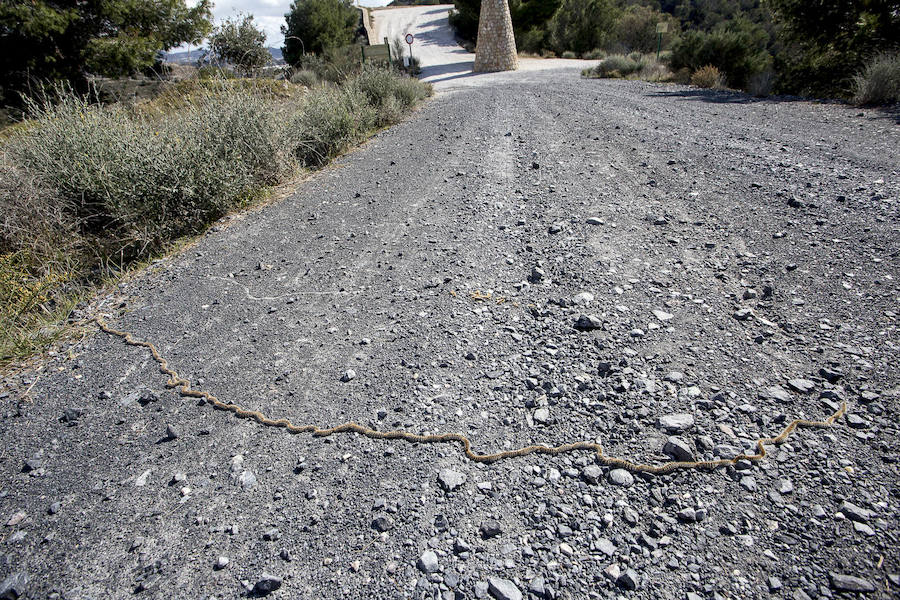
656;22;668;34
405;33;414;45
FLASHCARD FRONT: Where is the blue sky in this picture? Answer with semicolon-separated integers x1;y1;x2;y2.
189;0;394;49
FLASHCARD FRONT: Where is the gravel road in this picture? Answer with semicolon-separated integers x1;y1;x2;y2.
1;68;899;600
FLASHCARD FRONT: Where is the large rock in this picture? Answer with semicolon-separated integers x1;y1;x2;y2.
0;572;27;600
658;413;694;432
663;436;695;462
488;577;522;600
829;573;875;593
438;469;466;492
417;550;439;573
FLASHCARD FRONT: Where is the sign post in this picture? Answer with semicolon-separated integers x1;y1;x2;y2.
405;33;414;65
655;23;668;60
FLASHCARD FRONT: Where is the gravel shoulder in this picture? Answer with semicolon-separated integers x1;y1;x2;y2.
1;72;898;600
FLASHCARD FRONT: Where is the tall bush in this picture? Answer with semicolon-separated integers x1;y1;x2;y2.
671;19;771;90
547;0;619;56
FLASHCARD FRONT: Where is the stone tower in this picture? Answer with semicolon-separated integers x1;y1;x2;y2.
473;0;518;73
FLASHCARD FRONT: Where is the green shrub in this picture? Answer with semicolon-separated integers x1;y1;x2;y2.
561;51;578;59
290;85;375;166
547;0;619;55
290;69;320;87
582;48;605;60
853;53;900;105
589;54;643;78
690;65;727;89
671;19;771;90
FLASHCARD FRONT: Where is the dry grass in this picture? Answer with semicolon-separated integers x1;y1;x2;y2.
690;65;727;89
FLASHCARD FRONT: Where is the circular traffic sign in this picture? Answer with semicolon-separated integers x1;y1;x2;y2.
405;33;414;45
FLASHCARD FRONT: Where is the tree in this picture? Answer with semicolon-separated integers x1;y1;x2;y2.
281;0;359;64
209;14;270;75
547;0;620;55
613;5;681;54
767;0;900;95
0;0;212;99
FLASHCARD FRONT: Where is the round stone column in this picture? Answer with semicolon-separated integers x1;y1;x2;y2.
473;0;518;73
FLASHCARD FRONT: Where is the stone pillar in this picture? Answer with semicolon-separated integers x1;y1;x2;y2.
473;0;518;73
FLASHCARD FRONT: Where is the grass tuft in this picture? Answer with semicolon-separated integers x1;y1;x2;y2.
853;53;900;106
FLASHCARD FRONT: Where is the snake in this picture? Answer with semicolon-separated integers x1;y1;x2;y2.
94;316;847;475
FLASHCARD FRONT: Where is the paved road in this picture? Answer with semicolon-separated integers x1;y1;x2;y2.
371;5;595;91
2;58;899;600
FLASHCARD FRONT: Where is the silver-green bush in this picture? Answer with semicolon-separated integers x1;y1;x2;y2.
853;53;900;105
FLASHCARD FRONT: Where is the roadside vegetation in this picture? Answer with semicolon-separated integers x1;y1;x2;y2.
451;0;900;102
0;0;431;365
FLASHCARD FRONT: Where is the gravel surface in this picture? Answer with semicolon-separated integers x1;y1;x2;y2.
1;70;899;600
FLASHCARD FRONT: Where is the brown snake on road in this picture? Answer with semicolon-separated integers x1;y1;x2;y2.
95;316;847;475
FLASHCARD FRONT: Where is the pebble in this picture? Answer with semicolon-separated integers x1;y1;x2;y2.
608;469;634;487
417;550;439;573
838;501;872;523
574;314;603;330
533;407;550;424
759;386;792;403
252;573;282;595
617;568;639;590
658;413;694;432
371;515;393;532
487;577;522;600
437;469;466;492
787;379;815;393
341;369;356;382
165;424;179;440
652;309;673;321
480;520;503;539
214;556;229;570
829;573;875;593
586;217;603;225
581;464;602;484
663;436;695;462
0;572;27;599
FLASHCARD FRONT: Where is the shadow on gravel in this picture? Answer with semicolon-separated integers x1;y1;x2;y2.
421;60;477;83
649;89;900;122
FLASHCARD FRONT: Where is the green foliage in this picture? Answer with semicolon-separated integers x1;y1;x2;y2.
0;0;212;99
281;0;360;63
290;69;321;87
548;0;620;55
853;52;900;105
1;69;430;361
671;18;771;89
767;0;900;96
613;5;680;54
209;13;271;75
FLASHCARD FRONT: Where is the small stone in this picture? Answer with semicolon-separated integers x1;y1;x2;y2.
839;501;872;523
759;386;792;403
603;564;621;582
574;314;603;330
214;556;229;570
341;369;356;382
676;508;697;523
262;528;281;541
572;292;594;305
474;581;489;599
6;512;26;527
663;436;695;462
617;568;639;590
529;266;547;282
658;413;694;432
488;577;522;600
778;479;794;495
165;424;179;440
819;367;844;383
608;469;633;487
768;576;782;592
733;308;753;321
581;465;603;484
829;573;875;593
740;476;757;492
548;222;564;234
236;470;256;488
787;379;815;393
528;577;546;597
438;469;466;492
0;572;27;599
596;538;616;556
417;550;439;573
48;502;61;515
652;309;673;321
61;407;84;423
533;407;550;424
479;520;503;539
586;217;603;225
846;414;868;429
371;515;393;532
252;573;282;595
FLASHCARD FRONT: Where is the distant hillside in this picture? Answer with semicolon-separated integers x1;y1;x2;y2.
164;47;284;65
